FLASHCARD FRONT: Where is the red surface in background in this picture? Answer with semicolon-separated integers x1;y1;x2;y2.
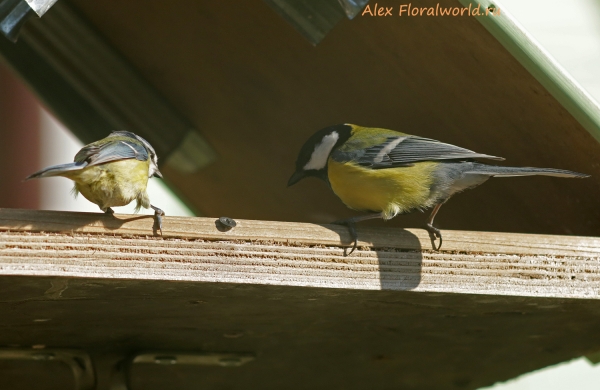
0;62;40;209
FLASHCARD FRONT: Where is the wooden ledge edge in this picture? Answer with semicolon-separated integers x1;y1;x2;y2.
0;208;598;257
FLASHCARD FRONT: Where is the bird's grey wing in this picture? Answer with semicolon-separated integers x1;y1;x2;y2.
74;140;149;166
337;135;505;169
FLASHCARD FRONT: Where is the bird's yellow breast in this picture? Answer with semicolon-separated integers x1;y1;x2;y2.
63;159;151;210
327;159;438;219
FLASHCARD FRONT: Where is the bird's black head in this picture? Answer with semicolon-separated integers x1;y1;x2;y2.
288;124;353;186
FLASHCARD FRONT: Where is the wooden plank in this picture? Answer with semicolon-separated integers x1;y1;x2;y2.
0;208;598;299
1;275;599;390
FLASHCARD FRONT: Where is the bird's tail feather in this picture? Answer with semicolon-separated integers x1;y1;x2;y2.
467;163;589;178
26;162;87;180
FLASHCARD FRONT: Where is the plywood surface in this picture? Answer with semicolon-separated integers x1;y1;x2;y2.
0;208;599;299
0;208;599;389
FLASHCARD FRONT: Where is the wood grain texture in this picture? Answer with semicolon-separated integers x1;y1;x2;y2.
0;208;598;299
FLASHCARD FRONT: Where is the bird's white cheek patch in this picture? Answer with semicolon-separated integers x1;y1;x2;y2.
304;132;339;170
148;162;159;178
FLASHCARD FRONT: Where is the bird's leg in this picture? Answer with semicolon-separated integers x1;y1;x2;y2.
103;207;115;215
150;205;165;235
425;204;443;251
332;213;384;256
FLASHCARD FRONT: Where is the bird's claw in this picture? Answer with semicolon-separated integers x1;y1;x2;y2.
155;213;163;235
425;223;443;251
332;219;358;256
151;205;165;235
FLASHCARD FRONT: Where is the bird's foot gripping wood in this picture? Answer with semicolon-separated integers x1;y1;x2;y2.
151;205;165;235
425;223;443;251
332;219;358;256
331;213;384;256
103;207;115;215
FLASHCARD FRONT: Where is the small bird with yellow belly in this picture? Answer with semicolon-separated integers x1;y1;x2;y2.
27;131;165;232
288;124;589;254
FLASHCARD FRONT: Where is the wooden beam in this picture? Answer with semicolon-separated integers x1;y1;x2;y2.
1;0;216;173
0;208;598;299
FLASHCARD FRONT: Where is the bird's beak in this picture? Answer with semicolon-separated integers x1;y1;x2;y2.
153;169;163;179
287;171;305;187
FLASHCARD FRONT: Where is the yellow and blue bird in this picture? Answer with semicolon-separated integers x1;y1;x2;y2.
27;131;165;232
288;124;589;253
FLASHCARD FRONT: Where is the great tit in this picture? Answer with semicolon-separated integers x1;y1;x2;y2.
27;131;165;233
288;124;589;253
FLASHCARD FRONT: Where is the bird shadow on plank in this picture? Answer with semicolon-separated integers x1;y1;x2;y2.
324;223;424;291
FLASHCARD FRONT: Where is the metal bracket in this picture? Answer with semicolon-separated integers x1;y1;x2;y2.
0;0;35;42
24;0;57;16
132;351;255;368
0;348;254;389
110;351;255;389
0;348;95;390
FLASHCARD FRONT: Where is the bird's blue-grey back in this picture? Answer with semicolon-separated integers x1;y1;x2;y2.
74;138;149;166
332;135;504;168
